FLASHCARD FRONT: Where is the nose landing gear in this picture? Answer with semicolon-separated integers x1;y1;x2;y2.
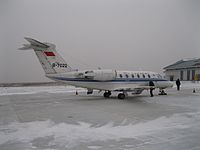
158;89;167;95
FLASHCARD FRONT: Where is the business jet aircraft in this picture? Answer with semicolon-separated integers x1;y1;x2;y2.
19;38;173;99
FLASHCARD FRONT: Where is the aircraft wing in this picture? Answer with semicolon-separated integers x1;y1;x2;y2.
112;85;155;94
113;85;154;91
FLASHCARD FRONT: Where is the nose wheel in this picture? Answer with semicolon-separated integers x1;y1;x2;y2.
158;89;167;95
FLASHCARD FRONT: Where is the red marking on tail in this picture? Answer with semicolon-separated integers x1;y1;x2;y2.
44;52;55;56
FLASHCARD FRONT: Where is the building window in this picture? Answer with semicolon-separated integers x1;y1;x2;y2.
187;70;190;81
180;71;183;80
192;70;195;80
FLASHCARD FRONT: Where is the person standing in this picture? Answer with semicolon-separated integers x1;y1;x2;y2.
176;78;181;91
149;81;155;97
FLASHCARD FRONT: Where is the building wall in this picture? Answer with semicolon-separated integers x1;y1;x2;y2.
195;69;200;80
164;68;200;81
196;69;200;74
164;70;180;81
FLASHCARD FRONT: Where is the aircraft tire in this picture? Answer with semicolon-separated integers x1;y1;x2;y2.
118;93;125;99
104;92;110;98
108;91;111;96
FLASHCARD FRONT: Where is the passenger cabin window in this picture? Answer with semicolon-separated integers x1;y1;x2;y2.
119;74;123;78
132;74;134;78
142;74;145;78
125;74;129;78
137;74;140;78
148;74;151;78
85;70;93;74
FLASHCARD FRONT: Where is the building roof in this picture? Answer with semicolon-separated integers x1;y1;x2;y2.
164;58;200;70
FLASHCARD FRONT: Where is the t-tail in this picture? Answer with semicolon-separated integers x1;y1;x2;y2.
19;37;73;74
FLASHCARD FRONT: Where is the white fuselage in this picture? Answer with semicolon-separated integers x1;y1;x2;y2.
46;70;173;93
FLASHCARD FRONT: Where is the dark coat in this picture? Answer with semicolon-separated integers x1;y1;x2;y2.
149;81;155;87
176;79;181;86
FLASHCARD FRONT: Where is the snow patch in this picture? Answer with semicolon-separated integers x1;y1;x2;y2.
88;146;102;149
0;112;200;148
0;86;85;96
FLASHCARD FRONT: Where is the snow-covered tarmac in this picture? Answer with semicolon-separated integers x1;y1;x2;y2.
0;82;200;150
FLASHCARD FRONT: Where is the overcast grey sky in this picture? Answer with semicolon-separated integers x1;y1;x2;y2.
0;0;200;83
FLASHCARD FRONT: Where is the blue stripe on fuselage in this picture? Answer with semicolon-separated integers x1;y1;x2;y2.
50;77;168;82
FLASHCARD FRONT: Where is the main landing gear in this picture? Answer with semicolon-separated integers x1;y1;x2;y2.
103;91;111;98
118;93;126;99
103;91;126;99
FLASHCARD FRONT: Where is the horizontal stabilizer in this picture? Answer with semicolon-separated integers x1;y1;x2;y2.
19;37;50;50
25;37;49;48
18;44;32;50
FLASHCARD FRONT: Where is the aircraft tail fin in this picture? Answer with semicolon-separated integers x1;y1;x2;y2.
19;37;73;74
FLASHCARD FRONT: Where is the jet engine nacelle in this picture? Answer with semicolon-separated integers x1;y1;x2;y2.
84;70;116;81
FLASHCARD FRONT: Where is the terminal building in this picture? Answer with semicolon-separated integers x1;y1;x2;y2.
163;58;200;81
